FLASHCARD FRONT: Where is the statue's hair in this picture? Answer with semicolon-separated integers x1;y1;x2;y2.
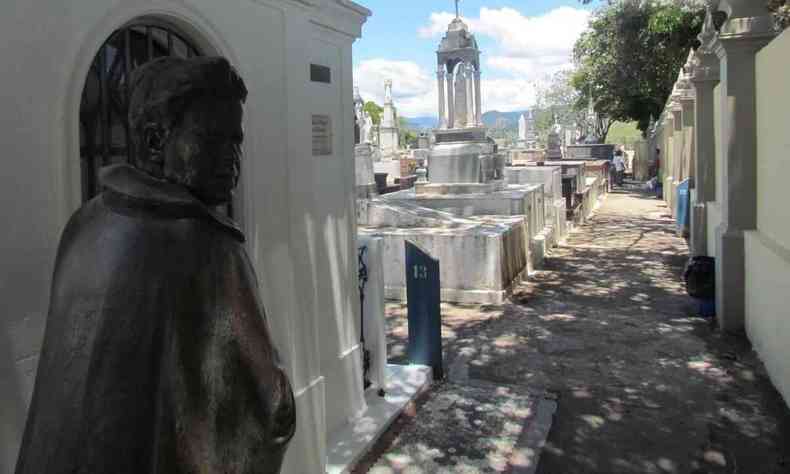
127;57;247;167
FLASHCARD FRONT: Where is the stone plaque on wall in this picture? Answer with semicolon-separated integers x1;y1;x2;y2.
312;114;332;156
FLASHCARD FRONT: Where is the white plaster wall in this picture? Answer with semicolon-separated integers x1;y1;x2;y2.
745;29;790;410
706;82;724;259
714;83;723;204
745;233;790;408
707;203;722;258
0;1;369;472
755;30;790;251
357;236;387;391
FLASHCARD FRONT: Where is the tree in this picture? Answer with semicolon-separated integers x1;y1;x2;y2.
534;70;589;141
364;101;383;125
768;0;790;29
398;117;418;148
572;0;704;134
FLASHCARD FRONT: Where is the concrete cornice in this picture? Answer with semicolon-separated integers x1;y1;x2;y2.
717;0;778;41
689;48;720;83
335;0;371;17
714;32;776;59
309;0;371;39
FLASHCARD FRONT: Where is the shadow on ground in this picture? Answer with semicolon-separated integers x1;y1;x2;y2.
381;188;790;474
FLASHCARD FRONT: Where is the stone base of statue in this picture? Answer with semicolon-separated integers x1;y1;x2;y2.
379;126;399;154
546;132;563;160
433;126;486;144
427;141;499;185
355;144;377;198
565;143;615;161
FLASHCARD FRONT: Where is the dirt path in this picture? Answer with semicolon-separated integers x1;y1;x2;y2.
383;188;790;474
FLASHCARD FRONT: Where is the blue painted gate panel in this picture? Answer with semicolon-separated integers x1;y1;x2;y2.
676;179;690;234
405;241;443;379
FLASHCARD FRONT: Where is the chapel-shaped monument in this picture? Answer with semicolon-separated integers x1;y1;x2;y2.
427;12;499;186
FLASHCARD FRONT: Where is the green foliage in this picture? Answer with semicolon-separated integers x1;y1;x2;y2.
572;0;704;134
768;0;790;29
364;101;383;125
398;117;417;148
535;70;588;130
605;121;643;147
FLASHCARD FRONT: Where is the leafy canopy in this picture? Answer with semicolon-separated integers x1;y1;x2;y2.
572;0;704;134
364;101;383;125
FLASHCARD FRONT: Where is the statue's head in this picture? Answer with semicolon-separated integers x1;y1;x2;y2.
128;57;248;206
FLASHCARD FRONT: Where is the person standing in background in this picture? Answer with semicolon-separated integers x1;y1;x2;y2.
613;149;626;187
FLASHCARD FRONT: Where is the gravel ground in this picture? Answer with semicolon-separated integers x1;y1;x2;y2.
375;187;790;474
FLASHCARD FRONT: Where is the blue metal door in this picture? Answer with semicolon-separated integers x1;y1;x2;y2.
406;241;443;379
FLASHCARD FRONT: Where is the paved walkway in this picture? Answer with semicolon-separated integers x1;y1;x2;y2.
371;188;790;474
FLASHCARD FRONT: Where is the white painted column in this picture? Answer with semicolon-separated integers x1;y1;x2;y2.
690;40;720;256
446;71;455;129
713;0;777;333
671;106;683;184
437;68;446;129
474;69;482;126
465;66;475;127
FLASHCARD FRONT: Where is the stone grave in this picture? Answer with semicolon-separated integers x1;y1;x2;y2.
357;14;554;303
506;165;568;246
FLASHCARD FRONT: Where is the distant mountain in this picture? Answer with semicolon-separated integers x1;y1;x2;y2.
404;111;530;131
481;110;527;130
405;116;438;130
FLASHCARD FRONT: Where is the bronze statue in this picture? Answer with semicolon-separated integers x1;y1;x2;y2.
16;57;295;474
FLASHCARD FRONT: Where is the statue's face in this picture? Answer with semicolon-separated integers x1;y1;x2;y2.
163;97;244;206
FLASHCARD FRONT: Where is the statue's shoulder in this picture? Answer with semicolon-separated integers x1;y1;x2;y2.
96;164;245;242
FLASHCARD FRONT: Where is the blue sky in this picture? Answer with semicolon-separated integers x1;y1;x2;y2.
353;0;601;117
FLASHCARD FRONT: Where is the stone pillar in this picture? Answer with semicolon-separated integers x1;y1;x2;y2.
713;0;777;333
454;67;468;127
465;66;475;127
474;68;482;126
681;99;695;182
437;68;447;129
446;71;455;129
665;108;679;211
690;29;721;257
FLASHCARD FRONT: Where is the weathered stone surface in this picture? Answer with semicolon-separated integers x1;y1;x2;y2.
375;189;790;474
360;214;528;305
367;382;542;474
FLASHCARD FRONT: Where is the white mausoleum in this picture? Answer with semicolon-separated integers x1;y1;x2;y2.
0;0;373;472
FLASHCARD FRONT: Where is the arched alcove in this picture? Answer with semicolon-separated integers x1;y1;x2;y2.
78;20;202;201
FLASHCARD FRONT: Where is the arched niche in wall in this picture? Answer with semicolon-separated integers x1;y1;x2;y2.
77;20;240;214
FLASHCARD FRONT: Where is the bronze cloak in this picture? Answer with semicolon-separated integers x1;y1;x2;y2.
16;164;295;474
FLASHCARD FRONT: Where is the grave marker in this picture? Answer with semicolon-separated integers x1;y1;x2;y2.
406;241;443;379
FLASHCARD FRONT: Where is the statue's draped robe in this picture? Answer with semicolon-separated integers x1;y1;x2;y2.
16;165;295;474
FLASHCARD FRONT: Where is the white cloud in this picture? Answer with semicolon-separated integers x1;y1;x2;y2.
354;6;590;117
354;59;438;117
354;58;538;117
483;78;538;113
418;12;457;38
419;6;590;81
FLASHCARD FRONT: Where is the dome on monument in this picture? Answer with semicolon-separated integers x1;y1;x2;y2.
448;17;469;32
438;17;479;53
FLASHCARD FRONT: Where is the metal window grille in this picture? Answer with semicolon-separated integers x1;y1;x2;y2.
79;23;202;202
